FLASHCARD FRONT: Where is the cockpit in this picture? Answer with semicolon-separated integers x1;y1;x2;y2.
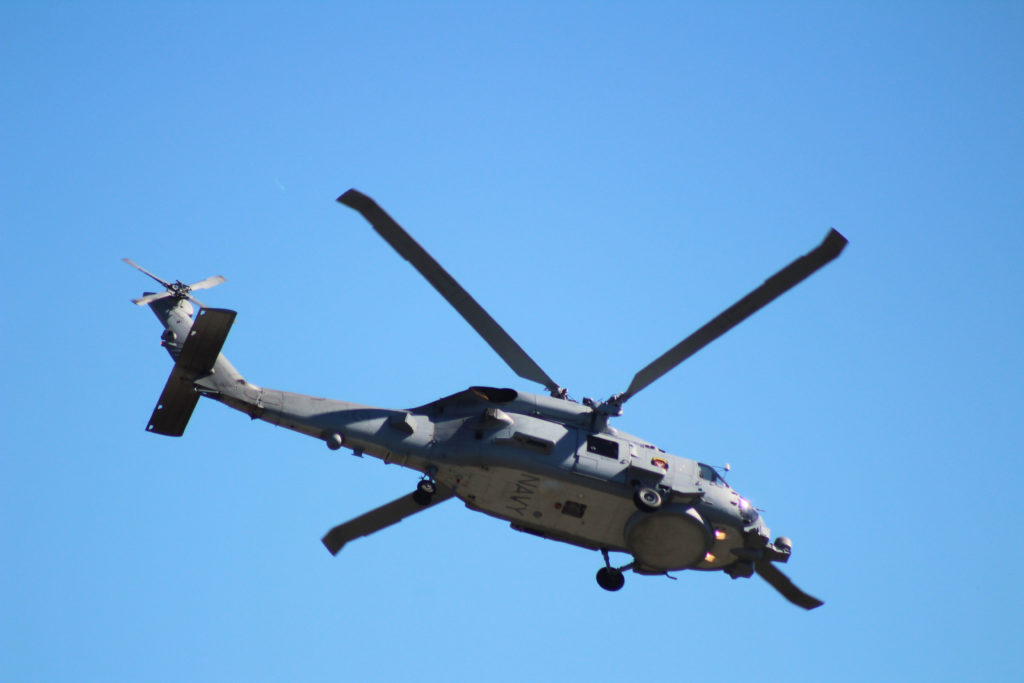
698;462;759;525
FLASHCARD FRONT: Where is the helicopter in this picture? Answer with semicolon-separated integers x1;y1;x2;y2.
127;189;846;610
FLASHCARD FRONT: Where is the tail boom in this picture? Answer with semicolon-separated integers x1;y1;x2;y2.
141;299;392;457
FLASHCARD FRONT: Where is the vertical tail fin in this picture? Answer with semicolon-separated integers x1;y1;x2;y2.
146;308;237;436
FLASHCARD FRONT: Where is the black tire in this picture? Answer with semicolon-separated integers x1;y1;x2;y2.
413;480;437;506
633;487;663;513
596;567;625;592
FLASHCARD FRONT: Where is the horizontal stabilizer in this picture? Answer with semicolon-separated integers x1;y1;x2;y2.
146;308;237;436
322;485;453;555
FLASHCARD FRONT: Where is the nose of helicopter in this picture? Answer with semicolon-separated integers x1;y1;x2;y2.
737;495;759;525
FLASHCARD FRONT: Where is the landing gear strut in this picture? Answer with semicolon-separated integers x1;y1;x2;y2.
595;549;628;592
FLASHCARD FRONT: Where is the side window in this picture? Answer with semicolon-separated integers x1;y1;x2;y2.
586;435;619;459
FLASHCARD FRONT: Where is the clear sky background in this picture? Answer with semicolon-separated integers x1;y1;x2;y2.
2;2;1022;681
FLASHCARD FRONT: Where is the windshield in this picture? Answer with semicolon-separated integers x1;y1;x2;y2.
698;463;728;487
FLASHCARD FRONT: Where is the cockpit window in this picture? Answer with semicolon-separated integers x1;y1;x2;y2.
698;463;727;486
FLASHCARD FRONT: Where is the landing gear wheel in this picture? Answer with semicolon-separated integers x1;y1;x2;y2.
413;479;437;506
633;486;663;513
596;567;625;592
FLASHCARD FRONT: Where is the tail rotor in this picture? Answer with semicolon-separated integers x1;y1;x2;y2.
123;258;225;308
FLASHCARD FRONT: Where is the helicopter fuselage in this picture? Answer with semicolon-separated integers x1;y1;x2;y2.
153;287;769;576
240;381;768;575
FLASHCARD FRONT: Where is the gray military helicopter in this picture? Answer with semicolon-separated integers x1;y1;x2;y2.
127;189;846;610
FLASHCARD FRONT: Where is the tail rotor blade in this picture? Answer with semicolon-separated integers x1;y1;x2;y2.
188;275;226;292
125;258;224;309
122;258;173;289
186;294;209;309
754;560;824;610
131;291;173;306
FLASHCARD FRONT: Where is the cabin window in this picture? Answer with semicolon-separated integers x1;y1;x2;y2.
560;501;587;518
587;435;619;459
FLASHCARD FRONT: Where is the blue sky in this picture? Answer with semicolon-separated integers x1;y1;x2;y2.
2;2;1022;681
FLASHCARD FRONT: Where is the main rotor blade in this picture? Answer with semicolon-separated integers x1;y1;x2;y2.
338;189;563;396
188;274;226;291
616;229;847;405
321;485;454;555
123;258;173;289
754;560;824;610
